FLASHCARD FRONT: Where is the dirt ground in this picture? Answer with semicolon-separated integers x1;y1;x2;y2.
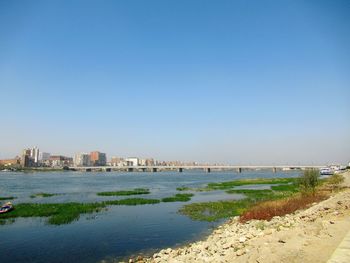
147;171;350;263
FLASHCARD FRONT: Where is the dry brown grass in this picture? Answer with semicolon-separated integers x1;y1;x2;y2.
239;192;329;223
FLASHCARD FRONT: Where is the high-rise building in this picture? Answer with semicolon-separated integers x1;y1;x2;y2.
90;151;107;166
74;153;91;167
21;148;34;167
30;146;40;163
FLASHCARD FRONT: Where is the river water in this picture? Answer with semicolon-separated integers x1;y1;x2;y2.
0;170;300;263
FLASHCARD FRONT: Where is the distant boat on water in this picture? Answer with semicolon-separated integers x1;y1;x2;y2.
320;167;334;175
0;202;14;214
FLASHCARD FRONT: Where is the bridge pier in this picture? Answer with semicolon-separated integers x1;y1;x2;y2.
104;168;111;172
152;168;158;173
205;168;211;173
141;168;147;172
128;168;134;172
237;167;242;173
178;168;183;173
85;168;92;172
272;167;277;173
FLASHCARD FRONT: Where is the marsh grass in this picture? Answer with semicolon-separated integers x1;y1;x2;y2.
180;180;299;222
176;178;298;192
97;188;150;196
226;189;284;201
162;193;194;202
238;176;338;222
0;198;160;225
0;202;105;225
104;198;160;206
207;178;297;190
179;199;250;222
30;193;58;198
0;184;192;225
0;196;16;201
179;190;292;222
180;175;336;222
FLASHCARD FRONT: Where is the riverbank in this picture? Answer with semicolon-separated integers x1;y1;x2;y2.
130;171;350;263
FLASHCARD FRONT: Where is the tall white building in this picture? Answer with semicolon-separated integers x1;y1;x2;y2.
74;153;91;167
30;147;40;163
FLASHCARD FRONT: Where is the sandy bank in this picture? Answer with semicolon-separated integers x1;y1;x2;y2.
133;171;350;263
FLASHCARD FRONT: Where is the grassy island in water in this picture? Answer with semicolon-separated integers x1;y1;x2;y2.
1;171;341;226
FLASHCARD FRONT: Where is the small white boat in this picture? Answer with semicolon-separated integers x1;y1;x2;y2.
320;168;334;175
0;202;14;214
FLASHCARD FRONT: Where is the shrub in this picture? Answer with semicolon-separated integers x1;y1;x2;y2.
328;173;345;191
298;169;320;195
239;193;327;222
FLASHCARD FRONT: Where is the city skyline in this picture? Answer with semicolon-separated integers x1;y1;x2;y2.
0;1;349;164
1;145;348;166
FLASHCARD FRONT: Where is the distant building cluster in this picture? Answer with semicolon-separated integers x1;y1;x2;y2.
74;151;106;167
108;157;199;167
110;157;155;167
0;146;215;169
19;147;73;168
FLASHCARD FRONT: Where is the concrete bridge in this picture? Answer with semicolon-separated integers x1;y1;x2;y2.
69;165;325;173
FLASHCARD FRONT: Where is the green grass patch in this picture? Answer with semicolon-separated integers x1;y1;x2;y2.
104;198;160;206
207;178;297;190
30;193;57;198
0;202;105;225
179;199;251;222
0;197;161;225
0;196;16;201
97;188;150;196
162;193;194;202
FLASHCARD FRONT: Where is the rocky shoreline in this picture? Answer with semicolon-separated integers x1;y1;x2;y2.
126;172;350;263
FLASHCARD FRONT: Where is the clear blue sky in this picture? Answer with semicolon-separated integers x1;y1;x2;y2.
0;0;349;164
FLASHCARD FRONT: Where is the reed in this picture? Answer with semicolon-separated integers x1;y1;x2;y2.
97;188;150;196
0;198;160;225
162;193;194;202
